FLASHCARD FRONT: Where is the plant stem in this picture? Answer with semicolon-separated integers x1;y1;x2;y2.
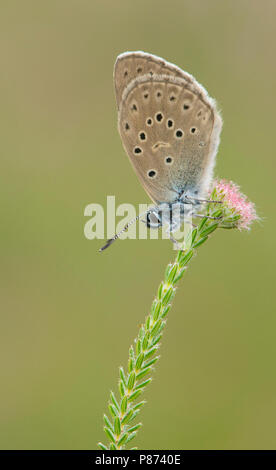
98;205;223;450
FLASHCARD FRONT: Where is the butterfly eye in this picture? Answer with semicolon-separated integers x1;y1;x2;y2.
146;118;153;126
183;104;190;110
137;67;142;73
134;147;142;154
139;132;146;141
190;127;197;134
125;122;130;131
169;95;176;102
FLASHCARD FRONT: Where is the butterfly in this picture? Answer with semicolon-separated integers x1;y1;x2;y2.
100;51;222;251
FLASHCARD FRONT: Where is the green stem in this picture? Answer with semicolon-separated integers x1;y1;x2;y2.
98;206;223;450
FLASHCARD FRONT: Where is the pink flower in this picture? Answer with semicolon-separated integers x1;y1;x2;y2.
213;179;258;230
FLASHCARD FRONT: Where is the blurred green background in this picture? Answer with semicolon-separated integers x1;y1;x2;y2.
1;0;275;450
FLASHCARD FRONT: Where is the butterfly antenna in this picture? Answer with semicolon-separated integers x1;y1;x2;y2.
99;209;152;252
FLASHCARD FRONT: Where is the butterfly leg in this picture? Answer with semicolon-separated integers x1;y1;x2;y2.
185;196;222;205
169;234;185;251
193;214;222;220
178;191;222;205
170;234;178;244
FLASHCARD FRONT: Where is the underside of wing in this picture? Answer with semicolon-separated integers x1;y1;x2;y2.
115;53;222;204
114;51;195;109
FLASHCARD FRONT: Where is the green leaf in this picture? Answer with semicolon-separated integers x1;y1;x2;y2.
128;357;134;373
179;250;193;267
127;371;136;390
165;263;172;280
129;345;135;359
142;331;150;351
162;287;174;305
222;214;240;225
198;216;208;231
114;416;121;436
183;229;193;249
117;433;128;447
119;380;125;397
142;356;159;369
120;396;128;414
110;391;119;411
200;222;219;238
128;389;142;402
126;432;137;444
109;443;117;450
150;333;162;347
145;315;151;329
121;409;134;425
211;209;223;218
210;187;217;199
104;414;113;431
138;325;144;340
227;214;240;221
135;352;145;370
108;404;117;418
128;423;142;433
134;378;152;390
191;228;198;245
150;299;157;316
167;264;178;283
157;282;164;299
220;224;237;229
136;367;151;380
128;410;139;422
193;236;208;248
98;442;108;450
173;268;186;283
161;304;171;318
119;367;127;387
153;301;161;321
104;427;116;444
136;339;141;355
132;401;146;412
150;319;162;337
144;346;158;361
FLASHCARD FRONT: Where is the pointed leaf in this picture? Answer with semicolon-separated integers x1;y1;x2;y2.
104;427;116;444
121;409;134;425
127;371;136;390
98;442;108;450
117;433;128;447
120;396;128;414
128;390;142;402
114;416;121;436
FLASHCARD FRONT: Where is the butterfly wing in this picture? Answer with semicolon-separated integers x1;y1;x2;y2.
114;52;222;204
114;51;195;108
